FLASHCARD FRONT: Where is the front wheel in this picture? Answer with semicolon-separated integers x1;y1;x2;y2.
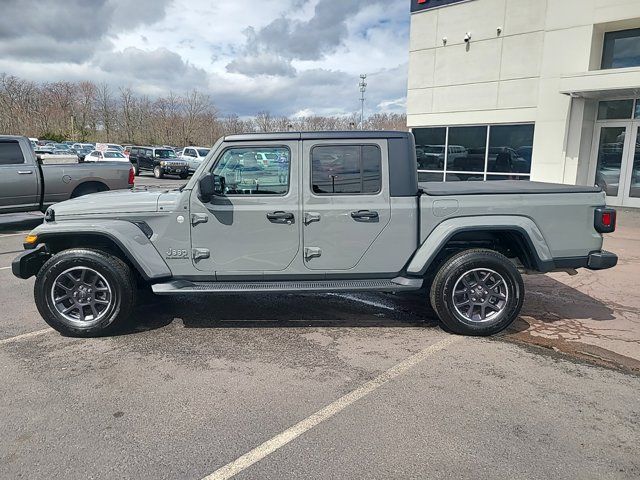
179;172;189;179
34;249;137;337
153;166;164;179
430;249;524;336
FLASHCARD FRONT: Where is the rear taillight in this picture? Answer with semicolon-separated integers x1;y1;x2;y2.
128;167;135;186
594;207;616;233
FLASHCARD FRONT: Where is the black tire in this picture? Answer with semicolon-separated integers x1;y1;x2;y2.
153;166;164;179
34;249;137;337
179;173;189;180
70;183;106;198
429;248;524;336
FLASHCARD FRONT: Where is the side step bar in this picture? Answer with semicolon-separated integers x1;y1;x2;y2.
152;277;423;295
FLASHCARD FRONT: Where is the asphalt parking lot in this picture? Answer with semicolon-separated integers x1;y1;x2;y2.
1;180;639;479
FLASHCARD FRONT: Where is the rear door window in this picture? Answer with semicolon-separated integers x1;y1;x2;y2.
311;145;381;195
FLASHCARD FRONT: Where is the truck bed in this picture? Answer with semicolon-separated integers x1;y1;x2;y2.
420;181;602;196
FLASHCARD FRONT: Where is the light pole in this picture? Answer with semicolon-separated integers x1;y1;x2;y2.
359;74;367;130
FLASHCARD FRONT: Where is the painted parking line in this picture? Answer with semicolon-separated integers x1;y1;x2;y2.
202;335;462;480
0;328;52;346
0;266;11;271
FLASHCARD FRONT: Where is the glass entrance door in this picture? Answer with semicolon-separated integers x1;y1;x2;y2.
623;126;640;207
592;122;640;207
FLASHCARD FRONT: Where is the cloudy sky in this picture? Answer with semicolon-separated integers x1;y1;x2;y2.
0;0;410;117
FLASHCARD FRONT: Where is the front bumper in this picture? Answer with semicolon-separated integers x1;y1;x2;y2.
587;250;618;270
12;244;50;279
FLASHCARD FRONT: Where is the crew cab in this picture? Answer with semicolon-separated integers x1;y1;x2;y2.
0;135;134;215
13;131;617;337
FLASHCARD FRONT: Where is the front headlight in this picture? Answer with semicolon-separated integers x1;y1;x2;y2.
160;161;167;166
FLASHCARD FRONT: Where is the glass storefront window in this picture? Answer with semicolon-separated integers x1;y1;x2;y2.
446;126;487;173
413;124;534;182
414;127;446;171
602;28;640;69
597;100;634;120
488;124;534;174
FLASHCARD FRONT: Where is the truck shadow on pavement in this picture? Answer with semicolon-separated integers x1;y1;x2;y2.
0;214;43;233
117;274;616;337
119;290;441;336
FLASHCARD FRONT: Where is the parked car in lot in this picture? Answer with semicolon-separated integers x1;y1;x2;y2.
12;131;618;338
0;135;134;215
76;147;94;162
84;150;130;163
180;146;210;172
128;146;189;179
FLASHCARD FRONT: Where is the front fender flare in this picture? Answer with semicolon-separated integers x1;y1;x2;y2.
28;220;172;281
406;216;554;275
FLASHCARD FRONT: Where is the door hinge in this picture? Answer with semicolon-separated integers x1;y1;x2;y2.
191;213;209;226
192;248;210;261
304;247;322;261
304;212;321;225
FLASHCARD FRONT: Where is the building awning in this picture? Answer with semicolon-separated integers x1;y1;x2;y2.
560;67;640;99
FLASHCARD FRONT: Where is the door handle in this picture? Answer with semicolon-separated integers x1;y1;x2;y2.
266;211;294;224
350;210;379;221
17;170;33;175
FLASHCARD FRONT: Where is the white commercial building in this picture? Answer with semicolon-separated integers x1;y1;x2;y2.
407;0;640;207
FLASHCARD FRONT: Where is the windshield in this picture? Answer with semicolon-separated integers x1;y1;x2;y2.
197;149;210;157
104;151;126;158
107;144;123;151
155;149;176;158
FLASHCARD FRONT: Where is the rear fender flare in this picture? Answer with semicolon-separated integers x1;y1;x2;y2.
406;216;553;275
29;220;172;281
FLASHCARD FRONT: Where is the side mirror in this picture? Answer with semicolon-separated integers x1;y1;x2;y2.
198;173;225;202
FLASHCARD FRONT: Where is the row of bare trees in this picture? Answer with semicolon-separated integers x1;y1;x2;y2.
0;73;407;146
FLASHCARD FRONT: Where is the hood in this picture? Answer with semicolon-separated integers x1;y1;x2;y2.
52;189;165;218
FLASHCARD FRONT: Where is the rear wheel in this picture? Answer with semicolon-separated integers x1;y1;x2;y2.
430;249;524;336
153;166;164;179
34;249;136;337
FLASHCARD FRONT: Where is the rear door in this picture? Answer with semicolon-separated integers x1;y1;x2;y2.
190;141;300;274
0;139;40;213
301;139;391;270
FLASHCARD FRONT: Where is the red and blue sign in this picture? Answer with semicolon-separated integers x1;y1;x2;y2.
411;0;467;12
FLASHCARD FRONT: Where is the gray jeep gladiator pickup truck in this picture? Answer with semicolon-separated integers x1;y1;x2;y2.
12;131;617;337
0;135;134;214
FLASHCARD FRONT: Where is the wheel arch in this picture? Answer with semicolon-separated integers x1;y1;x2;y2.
70;181;109;198
407;216;554;276
28;220;172;282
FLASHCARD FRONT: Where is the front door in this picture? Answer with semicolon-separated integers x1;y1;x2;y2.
190;141;300;274
301;139;391;271
592;122;640;207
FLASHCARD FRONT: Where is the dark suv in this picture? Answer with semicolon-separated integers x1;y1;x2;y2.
129;146;189;179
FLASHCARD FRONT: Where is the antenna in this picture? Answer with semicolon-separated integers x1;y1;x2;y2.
359;74;367;130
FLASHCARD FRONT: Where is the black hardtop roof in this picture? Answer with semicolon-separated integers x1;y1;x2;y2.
223;130;412;142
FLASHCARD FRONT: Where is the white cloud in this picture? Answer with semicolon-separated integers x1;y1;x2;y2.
0;0;409;117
